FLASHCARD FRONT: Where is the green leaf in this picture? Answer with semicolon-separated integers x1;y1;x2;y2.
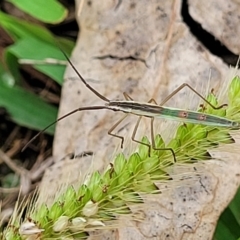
3;50;21;85
0;11;54;42
58;37;75;53
5;37;70;85
214;188;240;240
229;188;240;226
0;62;15;86
214;207;240;240
0;79;57;134
0;11;74;49
7;0;68;24
0;11;74;84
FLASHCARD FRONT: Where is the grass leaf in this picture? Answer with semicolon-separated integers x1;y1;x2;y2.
5;37;71;85
0;68;57;134
7;0;68;23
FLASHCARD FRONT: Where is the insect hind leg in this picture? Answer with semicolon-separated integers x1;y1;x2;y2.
148;99;176;162
159;83;227;109
150;117;176;162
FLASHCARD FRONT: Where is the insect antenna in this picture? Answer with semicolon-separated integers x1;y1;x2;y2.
60;50;110;102
22;105;108;152
22;50;112;151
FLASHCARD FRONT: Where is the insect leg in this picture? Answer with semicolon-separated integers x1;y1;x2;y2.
123;92;134;100
159;83;227;109
131;98;156;156
108;114;129;148
130;98;176;159
107;92;134;147
148;98;176;162
131;116;152;156
150;117;176;162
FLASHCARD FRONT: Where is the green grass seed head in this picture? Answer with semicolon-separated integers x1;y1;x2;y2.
4;75;240;239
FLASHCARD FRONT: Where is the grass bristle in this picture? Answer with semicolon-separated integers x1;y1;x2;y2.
2;69;240;239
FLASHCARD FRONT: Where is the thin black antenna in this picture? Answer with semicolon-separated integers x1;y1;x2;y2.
60;50;110;102
22;48;112;151
22;106;108;152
